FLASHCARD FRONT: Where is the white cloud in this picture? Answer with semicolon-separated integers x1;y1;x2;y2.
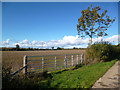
20;39;29;44
6;39;10;43
2;35;119;48
104;35;118;43
1;39;10;46
32;40;38;45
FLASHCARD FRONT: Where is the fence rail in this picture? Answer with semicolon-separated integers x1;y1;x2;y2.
10;65;27;77
25;54;85;74
10;54;85;77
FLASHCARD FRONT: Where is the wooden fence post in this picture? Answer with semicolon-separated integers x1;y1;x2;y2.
42;56;44;72
64;55;67;68
23;55;27;74
71;55;73;66
55;56;56;70
76;55;78;65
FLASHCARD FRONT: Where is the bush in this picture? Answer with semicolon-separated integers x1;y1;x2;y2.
2;67;51;89
116;46;120;59
86;41;118;62
57;47;62;50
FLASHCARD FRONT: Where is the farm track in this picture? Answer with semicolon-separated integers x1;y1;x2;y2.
2;50;85;72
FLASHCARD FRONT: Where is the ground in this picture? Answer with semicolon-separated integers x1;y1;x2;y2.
92;60;120;88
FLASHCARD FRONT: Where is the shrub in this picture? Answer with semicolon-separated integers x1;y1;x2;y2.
86;41;118;62
57;47;62;50
2;67;50;89
115;46;120;59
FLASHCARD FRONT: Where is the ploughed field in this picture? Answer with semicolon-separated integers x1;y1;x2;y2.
2;50;85;73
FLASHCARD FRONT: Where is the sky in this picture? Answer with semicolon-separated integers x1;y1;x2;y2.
2;2;119;49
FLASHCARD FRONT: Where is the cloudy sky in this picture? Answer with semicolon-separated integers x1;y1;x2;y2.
2;2;118;49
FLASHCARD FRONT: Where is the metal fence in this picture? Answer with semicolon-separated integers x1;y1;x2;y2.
23;54;85;74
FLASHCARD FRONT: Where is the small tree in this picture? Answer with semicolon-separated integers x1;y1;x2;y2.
73;47;78;49
16;44;20;51
57;47;62;50
77;4;116;45
118;43;120;47
51;47;54;50
73;47;76;49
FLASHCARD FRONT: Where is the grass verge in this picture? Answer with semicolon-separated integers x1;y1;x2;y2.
46;59;117;88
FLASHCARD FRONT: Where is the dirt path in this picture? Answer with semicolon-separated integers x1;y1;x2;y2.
92;60;120;88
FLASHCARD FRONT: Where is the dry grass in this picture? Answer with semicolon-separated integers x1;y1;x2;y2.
2;50;85;72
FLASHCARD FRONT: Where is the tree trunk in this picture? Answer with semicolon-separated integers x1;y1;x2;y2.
91;37;92;45
90;32;92;45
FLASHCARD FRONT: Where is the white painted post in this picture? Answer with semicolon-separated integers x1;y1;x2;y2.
77;55;78;65
64;55;67;68
71;55;73;66
23;55;27;74
55;56;56;70
42;56;44;72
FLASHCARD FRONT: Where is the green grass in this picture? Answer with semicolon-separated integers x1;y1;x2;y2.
45;59;117;88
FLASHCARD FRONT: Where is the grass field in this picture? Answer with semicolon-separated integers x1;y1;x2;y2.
2;50;85;72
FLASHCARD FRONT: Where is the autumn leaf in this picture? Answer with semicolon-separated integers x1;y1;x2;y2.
105;10;107;13
80;29;83;31
78;19;80;22
89;29;93;31
77;25;79;28
95;29;98;31
101;26;105;28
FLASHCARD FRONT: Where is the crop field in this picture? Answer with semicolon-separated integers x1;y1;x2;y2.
2;50;85;73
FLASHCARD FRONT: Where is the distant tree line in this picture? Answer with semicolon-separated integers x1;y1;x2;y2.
1;44;87;51
1;43;119;51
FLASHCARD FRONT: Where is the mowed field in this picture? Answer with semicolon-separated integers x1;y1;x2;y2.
2;50;85;73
